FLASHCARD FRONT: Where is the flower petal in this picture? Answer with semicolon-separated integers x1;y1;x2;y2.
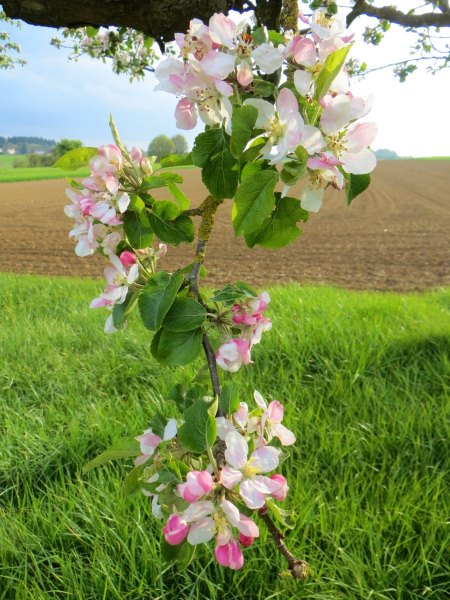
187;517;215;544
220;466;243;489
224;431;248;470
251;445;280;473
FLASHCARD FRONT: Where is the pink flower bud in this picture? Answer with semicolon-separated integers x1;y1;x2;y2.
119;251;137;268
238;533;254;547
163;514;188;545
178;470;213;502
216;339;251;373
270;474;289;501
214;540;244;570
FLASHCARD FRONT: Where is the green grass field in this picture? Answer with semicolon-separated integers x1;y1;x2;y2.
0;154;20;169
0;166;90;183
0;274;449;599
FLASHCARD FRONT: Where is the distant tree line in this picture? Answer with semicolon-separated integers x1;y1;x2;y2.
0;136;56;154
148;134;189;161
13;139;82;168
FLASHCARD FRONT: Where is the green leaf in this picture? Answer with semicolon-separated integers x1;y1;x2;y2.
148;201;194;245
178;399;217;453
268;30;285;47
151;327;203;366
219;383;240;416
54;147;98;170
86;26;99;38
230;105;258;158
168;383;187;411
163;297;206;332
83;438;140;472
232;169;278;235
210;282;256;305
167;182;189;211
161;539;196;568
128;194;146;213
252;27;267;45
252;78;277;97
245;195;309;249
241;139;266;164
192;128;239;200
159;153;193;168
138;271;183;331
141;172;183;191
123;210;153;249
345;173;371;205
147;412;167;438
314;44;353;101
112;291;139;329
123;464;145;497
280;147;308;186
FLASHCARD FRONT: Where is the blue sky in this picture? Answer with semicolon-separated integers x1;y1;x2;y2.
1;9;449;156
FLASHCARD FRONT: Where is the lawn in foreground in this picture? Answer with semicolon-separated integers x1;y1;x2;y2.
0;274;448;600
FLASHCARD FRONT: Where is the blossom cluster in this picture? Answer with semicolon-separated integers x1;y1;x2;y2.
134;390;295;570
155;9;377;213
64;143;161;332
216;292;271;372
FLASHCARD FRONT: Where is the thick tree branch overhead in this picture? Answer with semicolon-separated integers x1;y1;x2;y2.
1;0;239;40
3;0;450;41
347;1;450;29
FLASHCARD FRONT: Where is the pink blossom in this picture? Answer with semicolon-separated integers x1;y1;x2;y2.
183;499;259;548
119;251;137;268
253;390;296;446
90;253;139;310
178;470;213;502
270;474;289;501
208;13;243;48
175;98;198;129
285;36;316;67
220;431;281;508
163;514;189;545
245;88;325;163
215;540;244;570
237;61;253;86
134;418;177;466
216;339;251;373
310;10;346;40
238;533;254;547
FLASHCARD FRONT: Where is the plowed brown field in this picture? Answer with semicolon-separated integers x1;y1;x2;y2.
0;160;449;290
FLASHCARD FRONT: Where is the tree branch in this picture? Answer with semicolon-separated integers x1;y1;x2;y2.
187;195;223;415
347;0;450;28
258;506;308;579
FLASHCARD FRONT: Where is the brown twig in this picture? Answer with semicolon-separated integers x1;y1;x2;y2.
187;195;224;417
258;506;308;580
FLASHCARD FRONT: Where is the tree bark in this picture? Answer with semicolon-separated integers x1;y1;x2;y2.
1;0;230;41
3;0;450;40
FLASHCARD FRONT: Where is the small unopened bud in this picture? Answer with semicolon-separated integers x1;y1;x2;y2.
119;250;137;268
238;533;254;547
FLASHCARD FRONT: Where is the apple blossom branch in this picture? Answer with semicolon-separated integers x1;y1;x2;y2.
258;507;308;580
187;195;223;413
